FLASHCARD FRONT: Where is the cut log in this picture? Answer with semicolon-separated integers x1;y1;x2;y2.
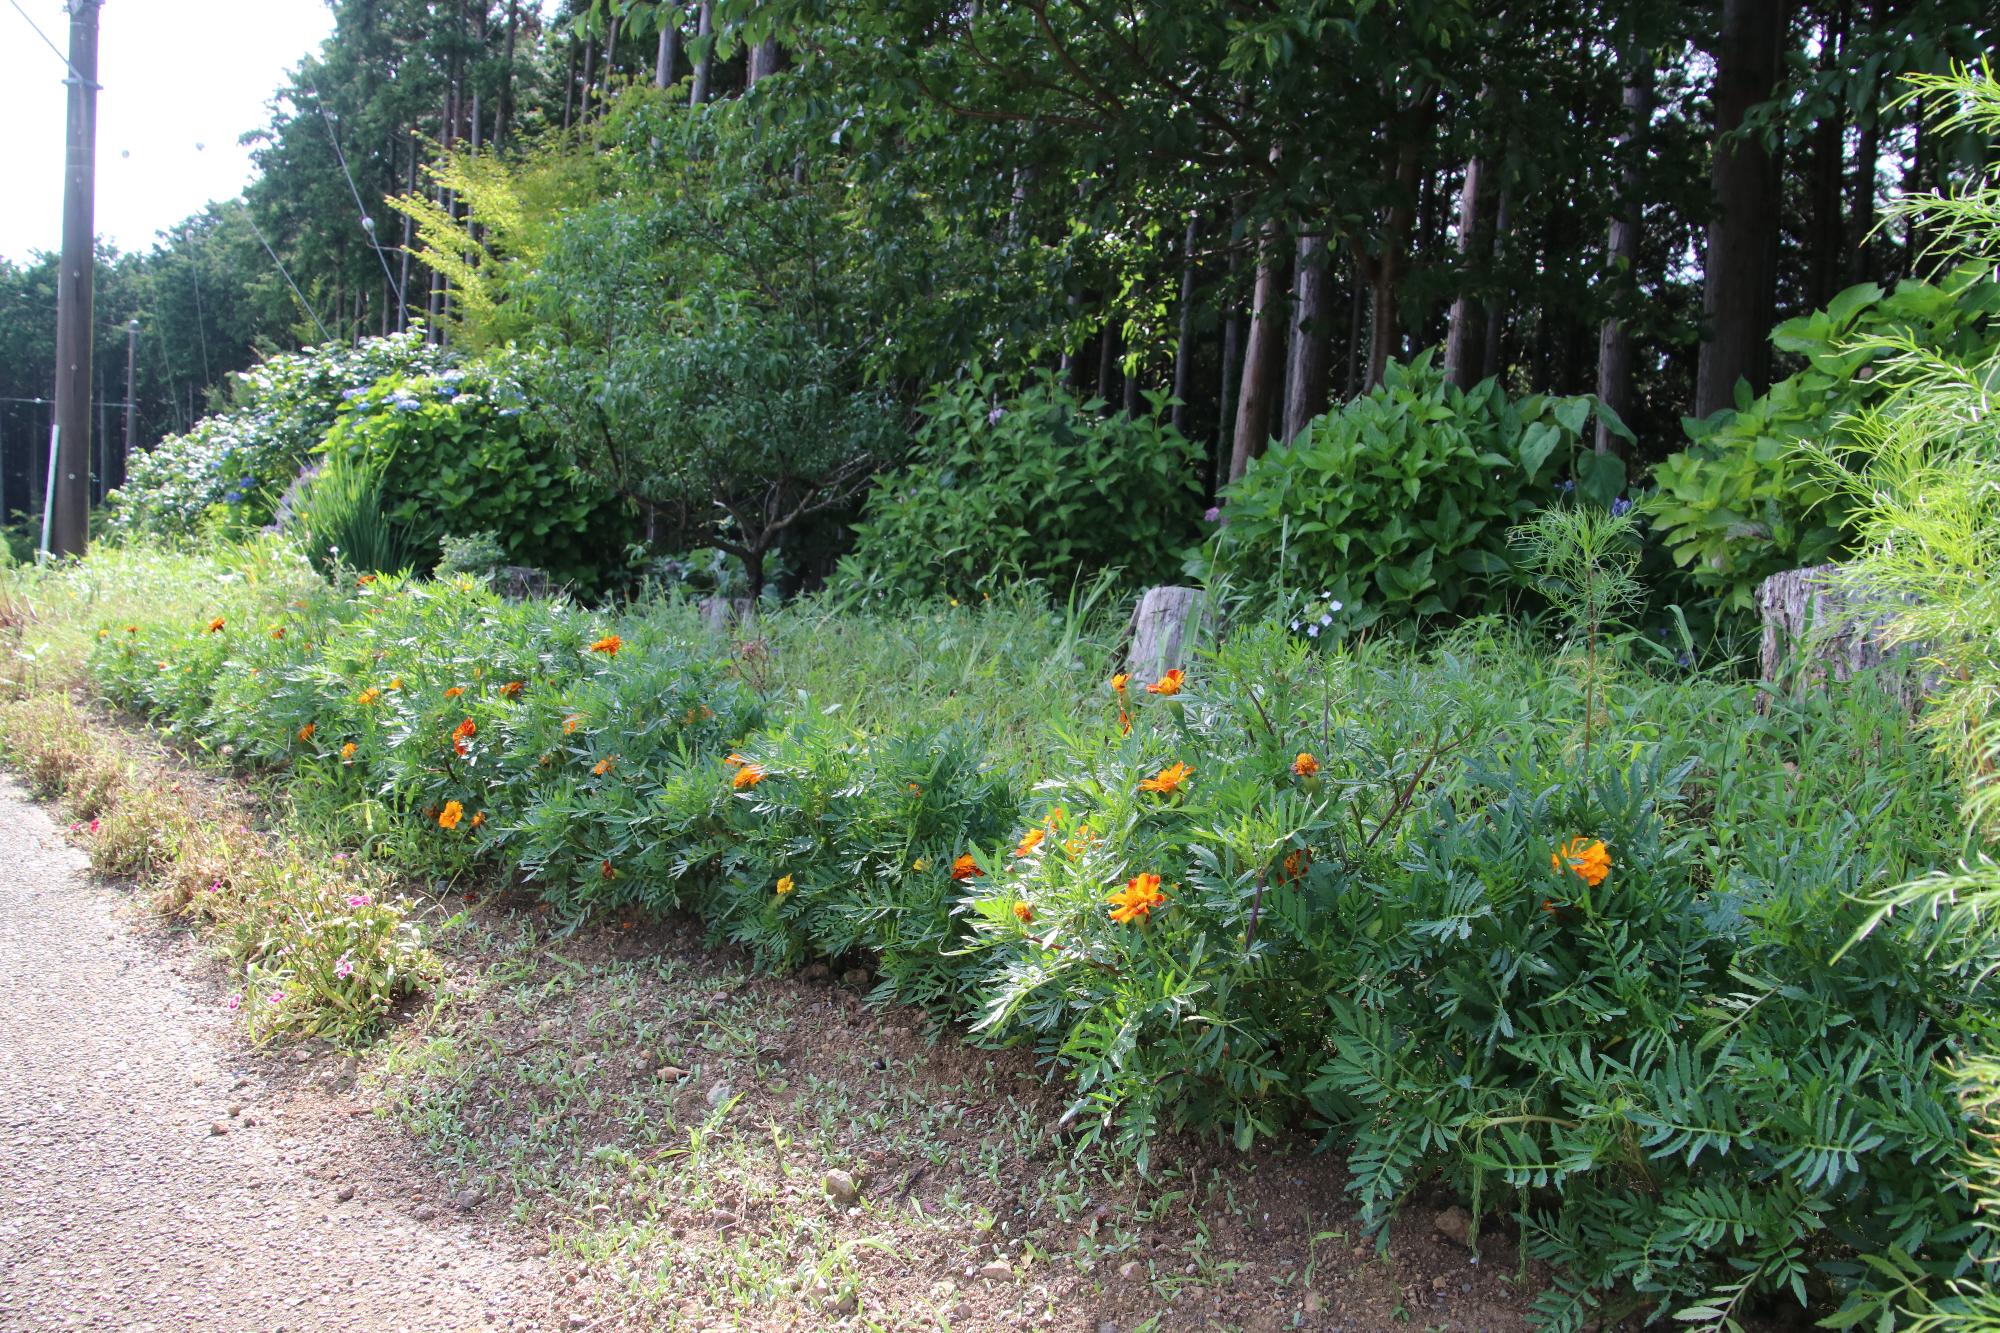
1125;586;1208;683
1756;563;1932;708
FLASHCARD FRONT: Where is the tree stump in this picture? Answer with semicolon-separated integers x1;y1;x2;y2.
1756;563;1932;709
699;596;756;633
494;566;554;601
1125;586;1208;683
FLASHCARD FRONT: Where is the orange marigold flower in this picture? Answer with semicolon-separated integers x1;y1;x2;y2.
297;723;316;743
1013;901;1034;924
438;800;465;830
269;627;285;641
1110;673;1130;695
470;810;486;830
601;859;617;880
589;634;622;656
500;680;524;699
776;874;795;896
723;752;748;767
592;756;616;777
206;617;225;634
357;574;377;586
732;764;766;790
1279;847;1312;885
1118;709;1131;736
1108;872;1167;925
1138;761;1193;796
1013;826;1046;858
125;625;136;634
356;687;381;706
950;854;982;881
444;686;464;699
1291;752;1320;778
1551;837;1611;888
340;742;357;761
451;717;477;755
1145;669;1184;696
563;715;583;734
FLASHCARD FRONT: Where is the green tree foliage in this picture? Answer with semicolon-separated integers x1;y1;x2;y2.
834;371;1203;603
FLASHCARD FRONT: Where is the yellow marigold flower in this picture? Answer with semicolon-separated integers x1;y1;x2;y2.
340;742;357;761
389;678;402;690
912;857;931;873
438;800;464;830
98;628;108;638
206;617;225;634
297;723;316;743
444;686;464;699
1108;872;1166;925
732;764;766;790
356;687;381;706
1551;837;1611;888
1110;673;1130;695
589;634;622;656
1013;826;1046;858
592;755;616;777
1291;752;1320;778
1013;901;1034;924
776;874;795;896
1145;669;1184;696
950;854;982;881
1138;761;1193;795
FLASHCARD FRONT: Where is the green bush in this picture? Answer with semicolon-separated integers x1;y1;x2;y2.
833;369;1204;602
321;360;631;588
108;329;448;538
1644;263;2000;611
67;547;1989;1329
1202;353;1629;630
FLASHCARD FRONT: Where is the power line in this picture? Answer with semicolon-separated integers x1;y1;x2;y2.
302;64;406;313
234;200;333;343
4;0;94;86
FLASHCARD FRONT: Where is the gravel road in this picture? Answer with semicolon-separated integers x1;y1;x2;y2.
0;778;573;1333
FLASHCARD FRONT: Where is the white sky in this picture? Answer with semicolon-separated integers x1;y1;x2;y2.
0;0;337;264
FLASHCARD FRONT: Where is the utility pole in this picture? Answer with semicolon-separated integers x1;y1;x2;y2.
121;318;137;492
49;0;102;557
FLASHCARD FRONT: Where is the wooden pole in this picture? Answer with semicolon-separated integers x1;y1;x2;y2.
50;0;102;557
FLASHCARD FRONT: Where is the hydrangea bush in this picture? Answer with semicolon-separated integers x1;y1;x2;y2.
109;329;448;539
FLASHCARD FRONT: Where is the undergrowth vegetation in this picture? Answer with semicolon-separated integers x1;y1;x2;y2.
0;539;1985;1330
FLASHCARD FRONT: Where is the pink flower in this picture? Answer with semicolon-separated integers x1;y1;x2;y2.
347;894;371;909
266;990;285;1007
205;879;222;894
332;853;349;865
224;994;241;1012
89;819;100;833
334;956;355;980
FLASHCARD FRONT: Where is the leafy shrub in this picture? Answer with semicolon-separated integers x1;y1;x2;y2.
322;360;631;588
1202;353;1630;629
109;329;448;538
1644;263;2000;610
834;369;1204;602
62;545;1988;1328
